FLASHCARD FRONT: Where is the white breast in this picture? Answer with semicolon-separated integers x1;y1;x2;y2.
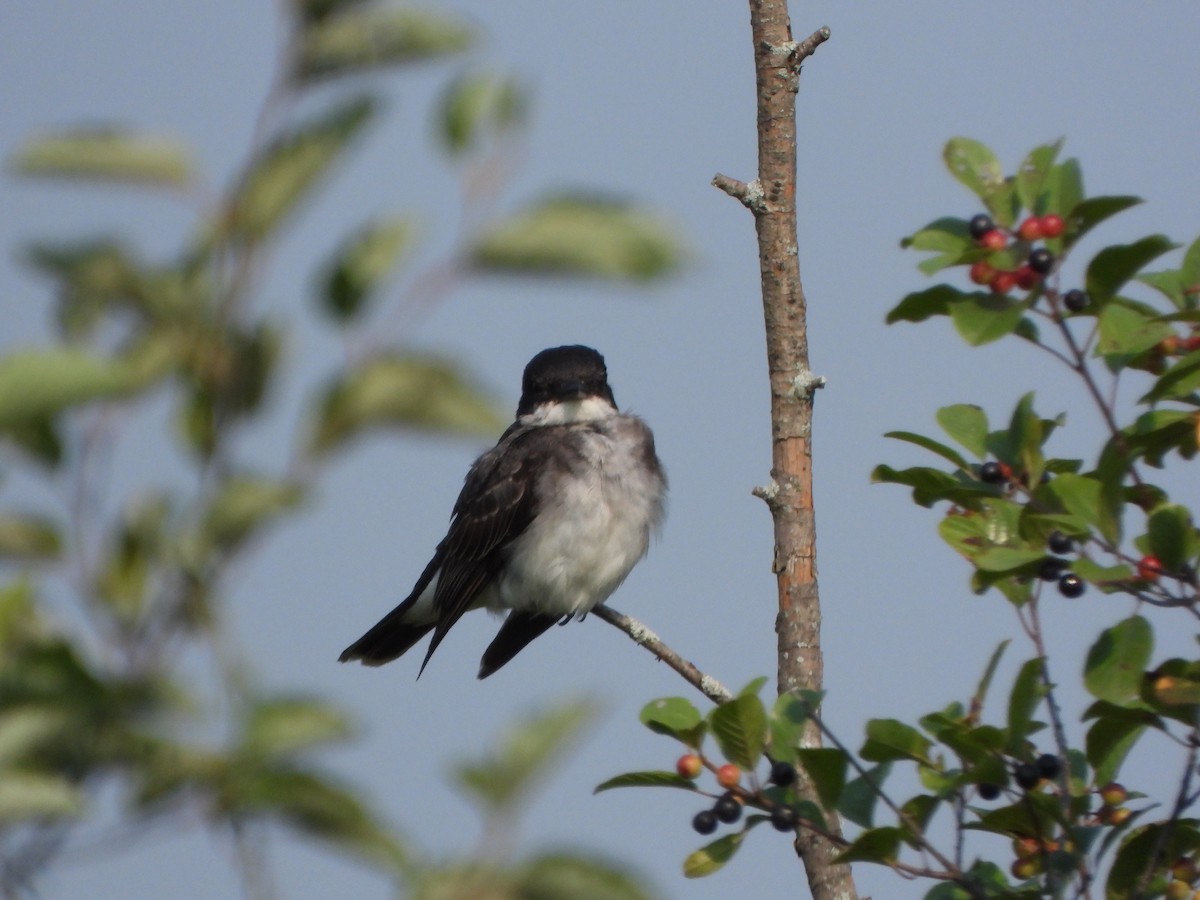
493;415;665;618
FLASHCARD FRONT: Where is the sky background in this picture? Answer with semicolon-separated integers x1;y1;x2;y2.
3;3;1200;898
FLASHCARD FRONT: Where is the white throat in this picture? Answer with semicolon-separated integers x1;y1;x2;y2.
520;395;616;426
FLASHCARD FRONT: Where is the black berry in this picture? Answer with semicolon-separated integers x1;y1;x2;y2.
1014;762;1040;791
1028;248;1055;274
1047;530;1074;555
1058;572;1086;598
977;782;1001;801
1039;557;1068;582
1063;289;1090;312
968;213;995;240
692;809;718;835
1036;753;1062;780
979;461;1005;484
769;760;797;787
713;792;742;824
770;805;799;832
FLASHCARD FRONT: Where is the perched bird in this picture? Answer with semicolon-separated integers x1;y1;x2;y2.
339;345;666;679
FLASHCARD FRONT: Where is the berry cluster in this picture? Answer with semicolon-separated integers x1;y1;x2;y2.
967;212;1061;296
1039;530;1086;599
977;751;1062;802
1166;856;1200;900
676;754;801;836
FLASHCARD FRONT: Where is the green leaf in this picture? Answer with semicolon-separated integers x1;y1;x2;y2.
593;770;699;793
515;852;654;900
0;772;84;822
1085;235;1178;307
1142;350;1200;403
950;294;1026;346
883;431;971;471
872;464;979;509
943;138;1013;224
973;547;1045;573
1096;303;1174;358
1015;139;1063;213
470;194;682;282
683;830;746;879
1084;616;1153;706
937;404;989;459
1146;504;1194;570
795;748;847;809
439;70;527;155
1049;473;1118;544
454;699;595;812
0;346;170;427
1086;709;1153;787
1043;158;1084;229
833;826;902;864
14;127;192;187
709;694;767;770
294;7;473;80
320;217;414;323
860;719;931;765
638;697;705;748
202;476;304;551
972;640;1010;714
769;692;810;759
1006;658;1045;755
1106;822;1200;898
838;762;890;828
737;675;769;698
0;514;61;560
886;284;963;324
1066;196;1142;250
227;97;375;243
241;697;350;758
311;353;503;454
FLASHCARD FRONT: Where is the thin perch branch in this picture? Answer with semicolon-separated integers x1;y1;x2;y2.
592;606;733;705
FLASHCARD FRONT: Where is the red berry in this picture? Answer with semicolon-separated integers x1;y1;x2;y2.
1017;217;1043;241
1185;335;1200;353
1039;214;1065;238
969;260;996;285
1137;555;1163;582
1015;265;1041;290
1106;806;1132;826
716;764;740;789
980;229;1007;251
991;271;1018;295
676;753;702;780
1162;335;1183;355
1100;782;1127;806
1011;857;1040;880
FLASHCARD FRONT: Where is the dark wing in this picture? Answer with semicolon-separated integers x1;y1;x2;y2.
415;425;550;674
477;611;560;679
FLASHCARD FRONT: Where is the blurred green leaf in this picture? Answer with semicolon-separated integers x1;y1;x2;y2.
1096;302;1173;359
242;696;351;758
638;696;705;748
683;830;745;879
886;284;963;324
1049;473;1118;544
0;513;61;560
0;772;84;822
0;708;70;766
454;698;595;812
515;852;654;900
943;138;1014;226
320;217;414;323
470;194;681;281
873;464;982;509
1084;616;1152;706
901;217;970;253
833;826;902;864
883;431;971;471
709;693;766;771
13;128;192;187
1085;235;1177;307
0;346;171;427
1146;504;1195;570
1043;158;1084;229
227;97;375;243
1106;822;1200;898
949;294;1025;346
937;404;989;459
295;7;473;80
1142;350;1200;403
311;353;503;454
290;0;368;24
1015;139;1063;213
1066;196;1142;251
795;748;846;810
838;762;890;829
1085;707;1154;787
202;475;305;551
768;692;810;760
440;70;528;155
593;771;698;793
1006;658;1044;755
860;719;931;765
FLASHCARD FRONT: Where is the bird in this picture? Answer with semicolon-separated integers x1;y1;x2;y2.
338;345;666;679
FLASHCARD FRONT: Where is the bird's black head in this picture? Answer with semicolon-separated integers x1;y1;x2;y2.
517;345;616;420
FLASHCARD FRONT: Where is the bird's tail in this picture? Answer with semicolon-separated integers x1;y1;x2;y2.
338;609;435;667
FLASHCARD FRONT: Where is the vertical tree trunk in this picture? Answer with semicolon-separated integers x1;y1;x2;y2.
716;5;857;898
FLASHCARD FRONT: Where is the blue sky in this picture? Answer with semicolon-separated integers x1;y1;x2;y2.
3;3;1200;898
